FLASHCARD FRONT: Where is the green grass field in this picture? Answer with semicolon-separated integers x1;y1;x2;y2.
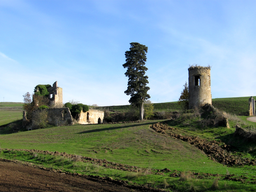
0;98;256;191
0;102;23;126
1;121;256;191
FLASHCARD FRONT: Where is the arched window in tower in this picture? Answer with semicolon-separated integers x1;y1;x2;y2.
195;75;201;86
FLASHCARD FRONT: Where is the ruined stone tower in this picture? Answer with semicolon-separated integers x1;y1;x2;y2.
188;66;212;109
48;81;63;107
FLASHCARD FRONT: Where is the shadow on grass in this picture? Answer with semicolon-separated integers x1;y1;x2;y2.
216;133;256;157
0;119;25;135
77;121;160;134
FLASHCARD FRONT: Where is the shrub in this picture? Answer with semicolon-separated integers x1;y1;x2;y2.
71;104;82;119
33;94;49;107
82;104;89;112
144;100;154;119
34;85;50;97
64;103;90;120
32;109;48;128
39;105;49;110
64;102;72;110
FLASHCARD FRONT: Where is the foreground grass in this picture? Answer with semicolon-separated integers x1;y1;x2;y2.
1;149;255;192
1;121;256;191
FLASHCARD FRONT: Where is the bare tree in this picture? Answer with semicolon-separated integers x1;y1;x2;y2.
23;92;31;104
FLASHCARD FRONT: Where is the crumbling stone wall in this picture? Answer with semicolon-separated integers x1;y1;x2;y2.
78;109;104;124
24;108;74;129
47;108;73;126
47;81;63;107
188;66;212;109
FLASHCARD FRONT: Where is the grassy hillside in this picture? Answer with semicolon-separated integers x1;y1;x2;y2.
212;97;251;116
0;102;23;126
99;96;253;116
1;119;256;191
0;97;255;190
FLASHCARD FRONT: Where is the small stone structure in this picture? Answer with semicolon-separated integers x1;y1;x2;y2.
249;96;255;116
77;109;104;124
188;66;212;109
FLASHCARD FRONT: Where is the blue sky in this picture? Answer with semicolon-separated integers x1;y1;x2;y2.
1;0;256;106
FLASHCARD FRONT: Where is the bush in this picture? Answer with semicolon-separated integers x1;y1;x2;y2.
71;104;82;119
32;109;48;128
82;105;89;112
64;102;72;110
39;105;49;110
144;100;154;119
33;94;49;107
34;85;50;97
103;107;139;123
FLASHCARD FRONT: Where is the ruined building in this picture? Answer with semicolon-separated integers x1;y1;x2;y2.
47;81;63;107
33;81;63;108
188;66;212;109
24;81;104;129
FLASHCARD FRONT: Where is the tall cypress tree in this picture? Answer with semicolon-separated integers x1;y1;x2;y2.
123;42;150;120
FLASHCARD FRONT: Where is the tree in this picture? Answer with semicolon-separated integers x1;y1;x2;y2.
123;42;150;120
23;92;31;104
178;82;189;110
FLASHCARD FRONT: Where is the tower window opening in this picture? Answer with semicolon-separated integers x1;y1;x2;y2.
87;113;89;121
195;76;201;86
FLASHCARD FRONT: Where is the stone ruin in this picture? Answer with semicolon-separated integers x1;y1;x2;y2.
188;66;212;109
23;81;104;129
47;81;63;107
187;66;229;128
249;96;255;116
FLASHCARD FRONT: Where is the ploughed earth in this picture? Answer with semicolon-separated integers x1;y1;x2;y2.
0;159;149;192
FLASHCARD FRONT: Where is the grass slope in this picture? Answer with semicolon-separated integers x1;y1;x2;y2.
0;102;23;126
1;98;256;191
1;121;256;191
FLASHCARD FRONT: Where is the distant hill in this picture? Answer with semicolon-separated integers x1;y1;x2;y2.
98;96;253;116
0;96;253;117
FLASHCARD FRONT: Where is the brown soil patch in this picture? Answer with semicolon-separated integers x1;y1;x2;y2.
0;159;153;192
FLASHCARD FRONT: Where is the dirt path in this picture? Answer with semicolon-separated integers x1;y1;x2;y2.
247;116;256;122
0;160;142;192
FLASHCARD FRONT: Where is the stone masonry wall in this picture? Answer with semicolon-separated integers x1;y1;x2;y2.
47;108;73;126
78;109;104;124
189;66;212;109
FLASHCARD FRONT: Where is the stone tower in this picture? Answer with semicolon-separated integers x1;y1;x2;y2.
47;81;63;107
188;66;212;109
